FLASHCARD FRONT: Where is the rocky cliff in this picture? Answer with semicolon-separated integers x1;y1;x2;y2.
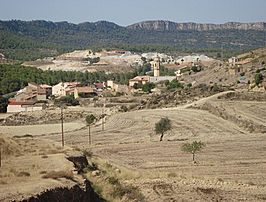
127;20;266;31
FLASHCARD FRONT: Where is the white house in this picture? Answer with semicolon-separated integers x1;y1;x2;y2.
52;82;80;97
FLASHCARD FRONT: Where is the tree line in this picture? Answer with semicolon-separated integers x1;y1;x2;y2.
0;64;139;95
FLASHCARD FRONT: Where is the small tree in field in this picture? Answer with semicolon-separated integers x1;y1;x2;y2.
86;114;96;145
155;117;172;141
181;141;205;163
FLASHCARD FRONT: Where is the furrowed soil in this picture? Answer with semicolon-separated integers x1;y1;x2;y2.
1;91;266;201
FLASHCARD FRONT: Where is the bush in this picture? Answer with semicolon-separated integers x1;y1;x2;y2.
108;176;119;185
54;95;79;106
211;83;220;92
191;66;201;73
133;83;143;89
142;82;155;93
111;184;144;201
166;79;183;90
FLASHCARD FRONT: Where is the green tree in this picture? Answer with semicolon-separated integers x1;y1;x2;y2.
255;73;263;85
86;114;96;145
142;82;155;93
0;96;8;113
155;117;172;141
181;141;205;163
166;79;183;90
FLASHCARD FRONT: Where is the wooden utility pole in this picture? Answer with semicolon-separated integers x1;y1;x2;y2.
102;107;104;131
89;124;91;145
102;99;106;131
61;106;64;148
0;147;2;167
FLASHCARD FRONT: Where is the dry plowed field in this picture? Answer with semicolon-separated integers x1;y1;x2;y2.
2;92;266;201
42;99;266;201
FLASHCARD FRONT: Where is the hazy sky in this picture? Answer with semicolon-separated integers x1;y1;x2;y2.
0;0;266;26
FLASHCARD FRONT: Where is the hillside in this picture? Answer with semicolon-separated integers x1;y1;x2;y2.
0;20;266;60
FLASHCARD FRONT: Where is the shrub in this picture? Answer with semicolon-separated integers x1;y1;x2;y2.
191;66;201;73
166;79;183;90
133;83;143;89
111;184;144;201
108;176;119;185
55;95;79;106
83;149;93;157
142;82;155;93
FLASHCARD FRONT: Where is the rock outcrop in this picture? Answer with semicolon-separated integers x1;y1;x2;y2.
127;20;266;31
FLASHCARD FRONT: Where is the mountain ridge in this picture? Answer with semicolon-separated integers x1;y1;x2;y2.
1;19;266;31
0;19;265;60
127;20;266;31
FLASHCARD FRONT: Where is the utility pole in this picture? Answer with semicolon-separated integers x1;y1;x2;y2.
102;107;104;131
102;99;106;131
61;106;64;148
221;44;224;63
0;147;2;167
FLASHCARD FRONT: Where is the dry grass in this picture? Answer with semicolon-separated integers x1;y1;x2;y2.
0;134;21;157
85;157;145;202
42;170;74;181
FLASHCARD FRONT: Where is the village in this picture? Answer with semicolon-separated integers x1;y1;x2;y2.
1;47;266;202
5;47;266;114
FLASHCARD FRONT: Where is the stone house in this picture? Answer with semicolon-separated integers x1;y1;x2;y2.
73;86;97;99
7;83;48;113
129;76;150;87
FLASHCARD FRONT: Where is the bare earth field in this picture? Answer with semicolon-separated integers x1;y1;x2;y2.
1;91;266;201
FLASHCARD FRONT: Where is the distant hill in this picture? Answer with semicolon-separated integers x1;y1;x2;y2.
0;20;265;60
127;21;266;31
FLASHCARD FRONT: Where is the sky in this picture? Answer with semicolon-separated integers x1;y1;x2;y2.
0;0;266;26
